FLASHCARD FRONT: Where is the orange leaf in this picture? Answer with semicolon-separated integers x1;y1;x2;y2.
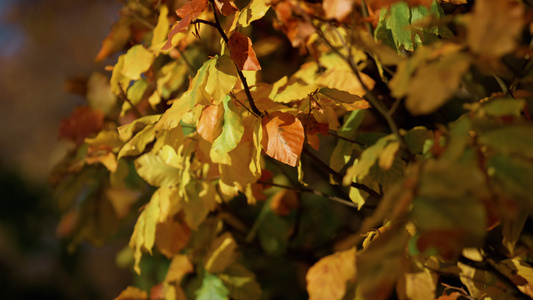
214;0;238;16
155;218;191;259
270;189;299;216
197;105;224;143
162;0;209;50
306;247;357;300
229;32;261;71
323;0;353;21
261;112;304;167
59;106;105;146
436;292;462;300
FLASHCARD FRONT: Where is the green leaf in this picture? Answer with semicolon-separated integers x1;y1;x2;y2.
343;134;398;185
388;2;412;51
210;95;244;164
488;155;533;209
121;45;155;80
218;264;262;300
135;145;181;187
479;125;533;159
205;55;238;105
196;273;230;300
482;98;526;117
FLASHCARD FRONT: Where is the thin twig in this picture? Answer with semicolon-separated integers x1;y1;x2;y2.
195;0;262;117
258;181;359;208
118;85;143;118
328;131;365;146
313;24;411;158
302;147;382;198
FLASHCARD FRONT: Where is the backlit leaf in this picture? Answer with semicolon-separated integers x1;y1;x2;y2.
323;0;353;21
205;55;238;104
229;32;261;71
152;5;170;48
196;273;230;300
135;146;181;187
95;19;130;62
121;45;154;80
197;104;224;143
114;286;148;300
162;0;209;50
205;232;237;273
236;0;270;27
214;0;238;16
165;254;194;283
210;95;244;164
261;112;305;167
306;247;356;300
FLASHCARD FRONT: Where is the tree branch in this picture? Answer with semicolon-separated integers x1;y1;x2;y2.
195;1;262;117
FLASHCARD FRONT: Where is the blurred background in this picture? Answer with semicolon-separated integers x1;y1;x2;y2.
0;0;134;298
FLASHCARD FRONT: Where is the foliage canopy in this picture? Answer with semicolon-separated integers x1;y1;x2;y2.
53;0;533;299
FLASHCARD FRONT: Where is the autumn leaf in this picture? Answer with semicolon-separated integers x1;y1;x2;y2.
467;0;524;57
205;232;237;273
121;45;155;80
210;95;245;164
196;273;230;300
165;254;194;284
323;0;353;21
155;217;190;259
214;0;238;16
162;0;209;50
261;112;305;167
197;104;224;143
270;189;299;216
95;19;130;62
229;31;261;71
306;247;356;300
204;55;238;104
59;106;105;146
114;286;148;300
236;0;271;27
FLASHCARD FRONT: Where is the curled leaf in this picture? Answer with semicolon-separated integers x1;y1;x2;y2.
261;112;304;167
229;31;261;71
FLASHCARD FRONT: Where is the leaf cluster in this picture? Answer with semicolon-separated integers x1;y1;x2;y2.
52;0;533;299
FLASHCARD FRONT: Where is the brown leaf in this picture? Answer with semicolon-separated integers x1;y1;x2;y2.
229;31;261;71
162;0;209;50
155;217;191;259
261;112;305;167
270;189;299;216
197;104;224;143
306;247;357;300
59;106;105;146
467;0;524;57
435;292;462;300
214;0;238;16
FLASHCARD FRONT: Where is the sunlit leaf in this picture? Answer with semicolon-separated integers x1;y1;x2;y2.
165;254;194;283
214;0;238;16
236;0;270;27
306;247;356;300
210;95;244;164
229;32;261;71
135;146;181;187
261;112;305;167
196;273;230;300
205;232;237;273
156;217;190;259
197;104;224;143
152;5;170;48
121;45;155;80
205;55;238;104
162;0;209;50
114;286;148;300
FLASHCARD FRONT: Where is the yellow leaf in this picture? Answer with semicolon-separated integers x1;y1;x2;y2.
403;270;437;300
237;0;270;28
205;232;237;273
165;254;194;283
467;0;524;57
306;247;357;300
106;188;141;219
114;286;148;300
121;45;155;80
151;5;170;48
405;52;470;115
205;55;238;105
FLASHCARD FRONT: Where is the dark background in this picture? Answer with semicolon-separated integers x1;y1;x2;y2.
0;0;134;298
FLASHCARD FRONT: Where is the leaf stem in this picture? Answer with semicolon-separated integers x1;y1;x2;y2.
198;0;262;117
